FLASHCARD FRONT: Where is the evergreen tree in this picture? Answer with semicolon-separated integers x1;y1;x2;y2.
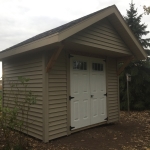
120;3;150;110
124;3;150;48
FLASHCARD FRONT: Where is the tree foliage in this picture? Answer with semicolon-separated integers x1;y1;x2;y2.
0;76;36;150
124;3;150;48
120;58;150;110
120;3;150;110
143;5;150;15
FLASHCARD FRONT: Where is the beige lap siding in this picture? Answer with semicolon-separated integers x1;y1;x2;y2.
48;50;68;140
3;54;43;140
107;58;119;122
67;19;131;55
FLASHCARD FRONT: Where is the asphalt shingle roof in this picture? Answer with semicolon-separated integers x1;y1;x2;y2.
4;5;113;51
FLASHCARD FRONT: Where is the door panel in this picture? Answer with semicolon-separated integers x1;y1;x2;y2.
90;58;107;123
70;56;90;129
70;55;107;130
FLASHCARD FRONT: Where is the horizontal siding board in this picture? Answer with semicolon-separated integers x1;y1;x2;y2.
49;115;67;122
49;111;67;118
49;132;67;140
49;120;67;127
49;124;67;132
49;107;67;113
49;87;67;92
48;50;68;140
93;24;119;35
50;70;67;75
75;34;128;51
4;75;43;81
68;39;130;55
49;79;67;83
4;87;42;92
4;61;42;70
3;56;42;66
82;29;124;44
4;83;42;88
49;128;67;136
3;54;43;140
48;95;67;100
67;19;131;55
88;27;121;40
107;58;119;123
49;74;67;79
4;97;42;109
49;91;67;96
4;66;42;75
49;103;67;109
49;99;67;105
3;90;43;95
4;72;42;78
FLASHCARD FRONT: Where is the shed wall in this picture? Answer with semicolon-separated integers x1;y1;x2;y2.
67;19;131;55
3;54;43;140
107;58;119;122
48;50;68;140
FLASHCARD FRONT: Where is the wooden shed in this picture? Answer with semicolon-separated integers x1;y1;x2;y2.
0;5;147;142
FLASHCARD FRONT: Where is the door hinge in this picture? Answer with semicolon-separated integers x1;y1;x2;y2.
69;96;74;100
70;126;75;130
69;54;74;58
104;93;107;96
104;117;108;121
103;59;106;62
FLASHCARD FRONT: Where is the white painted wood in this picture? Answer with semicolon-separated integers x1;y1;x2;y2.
70;56;91;129
90;58;107;124
70;55;107;130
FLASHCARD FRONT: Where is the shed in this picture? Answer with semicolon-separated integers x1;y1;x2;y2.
0;5;147;142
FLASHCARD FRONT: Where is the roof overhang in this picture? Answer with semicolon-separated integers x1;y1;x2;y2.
0;5;147;60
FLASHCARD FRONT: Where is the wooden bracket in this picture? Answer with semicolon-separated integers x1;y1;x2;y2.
117;56;133;76
46;45;64;72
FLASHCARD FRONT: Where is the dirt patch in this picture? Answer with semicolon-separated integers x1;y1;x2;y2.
0;111;150;150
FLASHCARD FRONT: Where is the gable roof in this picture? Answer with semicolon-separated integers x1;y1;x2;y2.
0;5;147;60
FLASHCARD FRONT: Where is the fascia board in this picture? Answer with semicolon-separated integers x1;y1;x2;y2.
0;33;59;60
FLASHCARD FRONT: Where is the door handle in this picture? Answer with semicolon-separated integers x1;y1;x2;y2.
91;95;94;98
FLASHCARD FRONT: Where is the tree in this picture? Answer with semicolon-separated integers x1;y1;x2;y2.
124;3;150;48
143;5;150;15
120;3;150;110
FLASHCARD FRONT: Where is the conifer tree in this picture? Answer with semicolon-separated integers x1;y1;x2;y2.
124;3;150;48
120;3;150;110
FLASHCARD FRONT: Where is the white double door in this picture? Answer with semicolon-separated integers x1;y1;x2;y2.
70;55;107;130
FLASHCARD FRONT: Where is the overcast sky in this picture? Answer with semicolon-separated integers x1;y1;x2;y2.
0;0;150;77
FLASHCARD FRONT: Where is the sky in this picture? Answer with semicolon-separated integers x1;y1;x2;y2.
0;0;150;78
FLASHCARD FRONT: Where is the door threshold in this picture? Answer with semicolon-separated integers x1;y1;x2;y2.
71;121;107;133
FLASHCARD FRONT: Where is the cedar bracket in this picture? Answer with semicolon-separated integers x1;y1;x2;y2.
117;56;134;76
70;126;75;130
46;45;64;72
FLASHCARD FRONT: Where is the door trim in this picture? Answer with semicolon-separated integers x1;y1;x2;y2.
70;54;107;130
